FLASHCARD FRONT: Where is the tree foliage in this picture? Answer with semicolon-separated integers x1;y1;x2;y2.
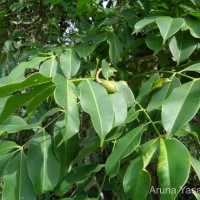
1;0;200;199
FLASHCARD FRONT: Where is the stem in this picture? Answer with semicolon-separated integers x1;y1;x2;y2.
70;77;95;82
98;173;106;200
135;101;161;137
176;72;195;80
96;68;103;83
159;70;195;80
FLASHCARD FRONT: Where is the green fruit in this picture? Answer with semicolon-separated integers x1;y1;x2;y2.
119;80;128;87
101;80;118;94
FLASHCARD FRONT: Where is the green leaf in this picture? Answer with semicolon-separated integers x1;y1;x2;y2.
0;140;20;155
0;73;52;98
136;74;159;101
118;25;135;49
105;124;147;178
182;63;200;73
0;96;10;113
125;107;140;123
145;33;164;54
161;79;200;137
169;31;197;65
9;56;48;80
193;190;200;200
115;82;135;107
0;82;54;123
175;122;200;142
76;33;107;58
2;151;36;200
156;17;184;44
0;116;38;134
123;157;151;200
54;117;79;178
107;32;123;65
110;92;127;127
70;140;100;167
60;49;81;78
134;16;158;34
101;59;117;79
185;19;200;38
39;56;58;77
53;74;80;140
121;38;145;58
55;164;103;196
27;84;55;114
27;130;60;195
79;80;114;145
0;153;14;176
190;156;200;181
147;76;180;112
29;107;62;124
157;138;190;200
149;78;171;92
139;139;159;167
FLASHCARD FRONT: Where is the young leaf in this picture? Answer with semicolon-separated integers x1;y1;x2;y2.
107;32;123;65
2;151;36;200
53;74;80;140
123;157;151;200
39;56;58;77
147;76;180;112
79;80;114;145
149;78;171;92
162;79;200;137
105;124;147;178
60;49;81;78
157;138;190;200
101;59;117;79
169;31;197;66
55;164;103;196
27;130;60;195
156;17;184;44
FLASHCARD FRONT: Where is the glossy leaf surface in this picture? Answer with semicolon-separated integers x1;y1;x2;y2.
123;157;151;200
2;151;36;200
105;124;147;178
162;80;200;137
53;74;80;140
79;80;114;145
60;49;80;78
27;131;60;195
156;17;184;44
157;139;190;200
